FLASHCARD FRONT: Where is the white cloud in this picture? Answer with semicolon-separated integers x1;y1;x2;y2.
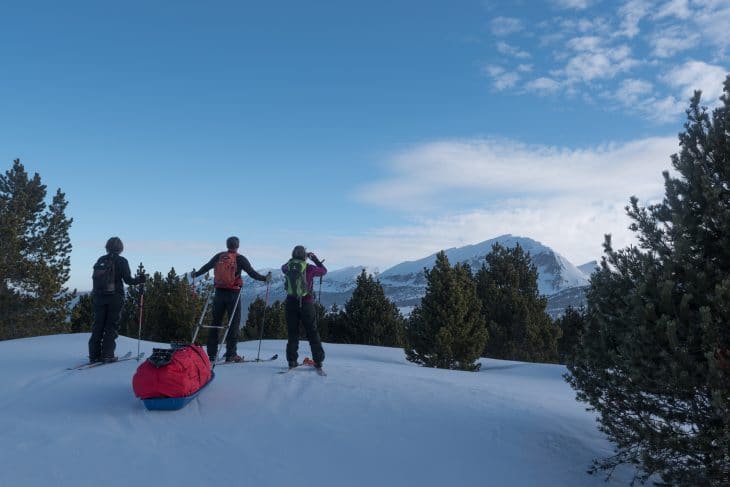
357;136;676;211
323;200;632;271
617;0;652;38
496;41;531;59
654;0;692;20
694;1;730;54
482;65;521;90
525;77;562;93
664;60;729;104
619;78;653;102
559;17;611;35
490;16;524;36
480;0;729;122
562;38;638;81
650;26;699;58
647;95;685;122
603;79;684;122
349;136;679;268
552;0;594;9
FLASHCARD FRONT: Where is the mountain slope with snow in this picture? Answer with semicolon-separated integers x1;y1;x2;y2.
241;235;590;316
0;334;636;487
376;234;589;311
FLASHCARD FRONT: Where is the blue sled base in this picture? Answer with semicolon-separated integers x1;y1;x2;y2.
141;372;215;411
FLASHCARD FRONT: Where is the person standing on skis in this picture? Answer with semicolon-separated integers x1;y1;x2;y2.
282;245;327;370
89;237;146;363
193;236;271;362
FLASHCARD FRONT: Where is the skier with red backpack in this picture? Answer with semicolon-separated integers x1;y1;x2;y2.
282;245;327;370
193;236;271;362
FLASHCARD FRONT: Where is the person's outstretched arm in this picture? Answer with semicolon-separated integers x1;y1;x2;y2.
238;255;269;282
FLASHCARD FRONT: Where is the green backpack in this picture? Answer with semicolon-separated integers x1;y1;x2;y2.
284;259;309;298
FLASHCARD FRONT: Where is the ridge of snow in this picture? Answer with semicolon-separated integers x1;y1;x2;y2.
0;333;637;487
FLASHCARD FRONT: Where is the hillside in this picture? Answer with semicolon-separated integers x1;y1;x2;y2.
240;235;590;316
0;334;637;487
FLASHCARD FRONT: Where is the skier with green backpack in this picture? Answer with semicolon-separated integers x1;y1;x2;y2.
281;245;327;370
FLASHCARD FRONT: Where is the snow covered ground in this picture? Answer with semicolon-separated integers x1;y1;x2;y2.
0;334;635;487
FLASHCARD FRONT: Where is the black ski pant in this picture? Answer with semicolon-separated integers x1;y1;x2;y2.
208;288;241;360
285;298;325;366
89;293;124;361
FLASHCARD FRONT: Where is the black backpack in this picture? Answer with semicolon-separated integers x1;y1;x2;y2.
92;255;117;294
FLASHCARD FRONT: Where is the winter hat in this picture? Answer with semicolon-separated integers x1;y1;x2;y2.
226;236;240;250
292;245;306;260
105;237;123;254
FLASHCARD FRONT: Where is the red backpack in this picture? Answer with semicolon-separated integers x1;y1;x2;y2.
214;251;241;290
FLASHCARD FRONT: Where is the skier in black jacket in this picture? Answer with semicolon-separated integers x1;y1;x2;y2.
193;236;272;362
89;237;146;363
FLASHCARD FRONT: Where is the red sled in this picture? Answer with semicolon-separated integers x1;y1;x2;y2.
133;344;213;410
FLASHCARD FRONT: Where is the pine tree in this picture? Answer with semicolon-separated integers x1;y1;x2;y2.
567;77;730;486
322;303;347;343
0;160;74;339
70;294;94;333
243;299;287;340
130;267;201;344
476;243;560;363
119;263;147;339
405;252;487;371
555;306;584;363
314;302;329;342
342;269;405;347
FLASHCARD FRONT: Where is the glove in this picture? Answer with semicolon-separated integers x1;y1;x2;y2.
265;271;272;283
307;253;323;266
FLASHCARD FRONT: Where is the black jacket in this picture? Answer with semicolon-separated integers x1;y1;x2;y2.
94;253;143;296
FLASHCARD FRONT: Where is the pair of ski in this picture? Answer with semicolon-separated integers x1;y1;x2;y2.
67;351;146;371
278;357;327;376
213;354;278;366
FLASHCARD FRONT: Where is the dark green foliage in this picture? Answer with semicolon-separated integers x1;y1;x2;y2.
567;78;730;486
405;252;487;371
340;270;405;347
243;298;287;340
477;243;561;363
555;306;585;363
0;160;74;339
120;266;204;344
314;302;329;341
70;294;94;333
118;263;147;339
321;303;347;343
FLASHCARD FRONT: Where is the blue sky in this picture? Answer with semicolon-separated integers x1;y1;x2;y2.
2;0;728;292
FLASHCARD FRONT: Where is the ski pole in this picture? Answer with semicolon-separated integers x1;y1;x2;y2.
256;280;271;361
318;276;323;306
137;283;145;361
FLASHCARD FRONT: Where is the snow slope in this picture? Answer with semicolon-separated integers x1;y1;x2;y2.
0;334;634;487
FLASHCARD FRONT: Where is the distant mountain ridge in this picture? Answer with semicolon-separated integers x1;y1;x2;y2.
242;234;590;318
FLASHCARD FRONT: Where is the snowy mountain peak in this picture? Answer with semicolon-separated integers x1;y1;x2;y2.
242;235;590;317
379;235;589;296
578;260;599;276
